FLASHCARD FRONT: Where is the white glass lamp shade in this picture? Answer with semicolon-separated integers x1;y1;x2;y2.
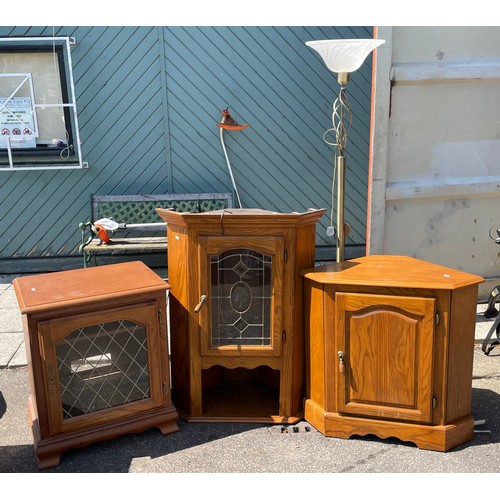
305;38;385;74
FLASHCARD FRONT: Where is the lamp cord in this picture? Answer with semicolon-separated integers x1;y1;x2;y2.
323;86;352;155
330;153;337;229
323;86;352;234
220;127;243;209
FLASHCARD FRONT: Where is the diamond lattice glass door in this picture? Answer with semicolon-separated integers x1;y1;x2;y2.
39;303;162;433
56;319;150;419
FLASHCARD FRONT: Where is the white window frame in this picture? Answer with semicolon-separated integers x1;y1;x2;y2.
0;36;87;171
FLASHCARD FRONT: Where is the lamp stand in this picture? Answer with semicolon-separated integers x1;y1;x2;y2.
305;37;385;263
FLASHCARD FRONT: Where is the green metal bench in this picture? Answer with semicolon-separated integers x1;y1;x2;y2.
79;193;233;267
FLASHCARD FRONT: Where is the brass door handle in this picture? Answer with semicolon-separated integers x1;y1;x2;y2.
338;351;345;373
194;295;207;313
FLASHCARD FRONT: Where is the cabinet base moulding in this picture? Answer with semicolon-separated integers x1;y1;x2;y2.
29;395;179;470
304;399;474;452
177;409;302;425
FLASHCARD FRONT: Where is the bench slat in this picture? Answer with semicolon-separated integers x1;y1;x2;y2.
85;237;167;253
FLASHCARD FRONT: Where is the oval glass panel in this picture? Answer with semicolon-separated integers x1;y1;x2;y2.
230;281;252;313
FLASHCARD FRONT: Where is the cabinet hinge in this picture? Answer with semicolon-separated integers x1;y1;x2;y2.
158;309;162;322
282;330;286;343
432;396;437;408
435;312;440;325
163;383;167;395
284;250;288;263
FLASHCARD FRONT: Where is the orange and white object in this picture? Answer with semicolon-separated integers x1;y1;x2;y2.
91;223;110;244
91;218;118;244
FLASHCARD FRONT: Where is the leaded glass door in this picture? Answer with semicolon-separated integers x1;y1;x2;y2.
39;303;163;434
199;236;284;357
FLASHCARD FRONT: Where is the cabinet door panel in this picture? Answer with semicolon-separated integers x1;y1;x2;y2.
38;303;163;434
198;236;284;357
336;292;435;423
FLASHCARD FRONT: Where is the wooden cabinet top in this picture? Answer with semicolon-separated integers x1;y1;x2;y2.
13;261;169;314
302;255;484;290
156;207;326;229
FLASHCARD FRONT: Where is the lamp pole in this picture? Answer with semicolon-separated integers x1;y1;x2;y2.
305;38;385;263
335;72;350;262
336;154;346;262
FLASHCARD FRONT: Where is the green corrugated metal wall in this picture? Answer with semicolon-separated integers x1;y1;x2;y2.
0;26;374;272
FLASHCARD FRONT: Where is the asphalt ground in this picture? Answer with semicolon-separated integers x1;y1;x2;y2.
1;269;499;493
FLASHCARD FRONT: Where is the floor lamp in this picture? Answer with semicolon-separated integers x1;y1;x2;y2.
305;38;385;262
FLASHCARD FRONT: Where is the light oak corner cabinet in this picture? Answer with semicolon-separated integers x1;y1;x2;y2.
13;261;179;469
302;255;484;452
156;207;325;423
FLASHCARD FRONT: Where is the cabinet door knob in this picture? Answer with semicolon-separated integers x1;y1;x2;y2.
194;295;207;313
338;351;345;373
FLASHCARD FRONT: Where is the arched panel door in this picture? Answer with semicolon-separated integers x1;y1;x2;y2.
336;292;435;423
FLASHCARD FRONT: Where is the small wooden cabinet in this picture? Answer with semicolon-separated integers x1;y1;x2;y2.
157;207;325;423
13;261;179;469
303;255;484;451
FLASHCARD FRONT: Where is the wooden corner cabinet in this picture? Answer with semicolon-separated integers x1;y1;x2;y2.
302;255;484;451
13;261;179;469
157;207;325;423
